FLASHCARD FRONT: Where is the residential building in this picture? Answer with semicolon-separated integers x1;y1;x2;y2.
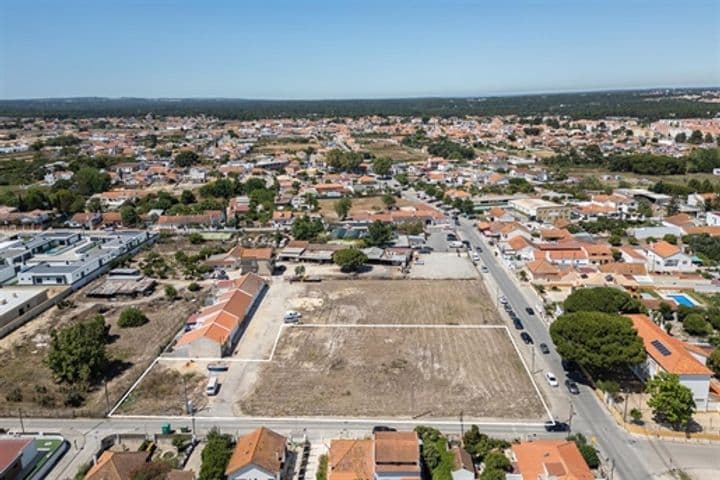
0;438;38;480
84;451;149;480
450;447;474;480
509;198;571;223
225;428;289;480
373;431;421;480
328;439;373;480
643;241;693;273
508;440;593;480
627;314;712;411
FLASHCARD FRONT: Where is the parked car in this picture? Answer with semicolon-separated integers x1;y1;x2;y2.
513;318;523;330
545;372;559;387
520;331;533;344
449;240;464;249
446;233;458;241
472;252;481;261
544;421;570;432
480;266;489;273
525;307;535;315
539;343;550;354
283;310;302;323
372;425;397;433
475;246;483;252
499;296;507;304
565;379;580;395
462;240;471;248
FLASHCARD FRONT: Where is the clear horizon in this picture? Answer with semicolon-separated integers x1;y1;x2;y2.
1;0;719;100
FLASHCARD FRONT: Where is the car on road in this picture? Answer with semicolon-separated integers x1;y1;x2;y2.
472;252;481;262
446;233;458;241
525;307;535;315
499;296;507;304
372;425;397;433
283;310;302;323
462;240;471;248
520;331;533;344
545;372;559;387
480;265;489;273
565;379;580;395
449;240;464;249
513;318;523;330
539;343;550;354
544;421;570;432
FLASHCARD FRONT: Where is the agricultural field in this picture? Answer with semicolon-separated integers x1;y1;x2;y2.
356;137;428;163
287;279;499;325
235;279;545;419
238;326;544;419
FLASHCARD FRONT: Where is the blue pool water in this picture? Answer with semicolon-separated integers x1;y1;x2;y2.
668;294;695;307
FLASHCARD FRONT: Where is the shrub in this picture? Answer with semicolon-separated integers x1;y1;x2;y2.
188;282;201;292
164;285;177;300
118;308;149;328
6;387;22;402
316;454;328;480
188;232;205;244
683;313;712;336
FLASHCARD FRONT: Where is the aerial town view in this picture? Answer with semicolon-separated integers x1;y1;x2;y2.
1;1;719;480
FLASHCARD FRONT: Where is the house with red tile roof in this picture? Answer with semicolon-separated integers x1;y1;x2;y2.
174;273;267;357
626;314;712;410
509;440;593;480
643;241;693;273
0;438;37;480
226;428;289;480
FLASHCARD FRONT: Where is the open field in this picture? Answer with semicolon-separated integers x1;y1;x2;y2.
115;362;208;416
356;138;428;163
238;326;545;419
0;283;203;417
318;196;417;222
288;279;497;325
565;167;720;186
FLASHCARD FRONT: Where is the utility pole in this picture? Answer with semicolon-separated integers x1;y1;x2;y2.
623;389;629;424
18;408;24;434
104;379;110;415
568;402;575;433
459;410;464;439
181;375;190;415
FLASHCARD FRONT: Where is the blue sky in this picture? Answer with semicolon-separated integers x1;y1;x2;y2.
1;0;719;99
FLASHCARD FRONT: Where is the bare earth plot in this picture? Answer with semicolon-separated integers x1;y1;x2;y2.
238;326;544;419
288;279;499;325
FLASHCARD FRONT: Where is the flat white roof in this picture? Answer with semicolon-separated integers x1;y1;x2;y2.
0;287;48;315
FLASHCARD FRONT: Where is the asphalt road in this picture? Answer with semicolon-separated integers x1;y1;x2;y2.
456;217;653;480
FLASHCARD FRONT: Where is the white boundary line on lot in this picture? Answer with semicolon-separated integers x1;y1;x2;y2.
501;327;554;421
110;323;552;422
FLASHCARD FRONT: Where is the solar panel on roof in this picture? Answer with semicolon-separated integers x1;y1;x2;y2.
651;339;671;356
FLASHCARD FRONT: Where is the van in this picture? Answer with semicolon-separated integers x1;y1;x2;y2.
206;376;219;396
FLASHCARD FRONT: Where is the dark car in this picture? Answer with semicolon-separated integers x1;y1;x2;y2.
475;246;483;252
539;343;550;354
544;421;570;432
372;426;397;434
525;307;535;315
520;331;533;344
513;318;523;330
565;379;580;395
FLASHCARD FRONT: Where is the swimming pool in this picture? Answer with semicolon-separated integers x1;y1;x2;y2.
667;294;696;307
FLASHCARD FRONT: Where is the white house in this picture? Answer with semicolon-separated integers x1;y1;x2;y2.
225;428;289;480
706;211;720;227
628;314;712;411
643;240;693;273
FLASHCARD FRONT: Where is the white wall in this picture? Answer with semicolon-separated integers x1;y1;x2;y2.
679;374;711;411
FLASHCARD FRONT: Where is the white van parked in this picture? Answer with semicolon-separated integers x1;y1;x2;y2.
206;375;219;396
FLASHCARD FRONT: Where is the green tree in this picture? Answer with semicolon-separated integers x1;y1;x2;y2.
164;285;178;301
199;429;234;480
382;193;396;209
180;189;196;205
118;307;149;328
120;205;140;227
462;425;510;463
365;220;394;247
74;167;111;196
549;312;646;378
373;156;393;177
189;232;205;244
630;408;643;424
707;349;720;377
483;451;511;472
683;313;712;336
566;434;600;469
175;150;200;168
479;469;506;480
292;216;325;241
334;197;352;220
45;315;109;387
663;234;678;245
333;248;368;272
563;287;643;314
646;372;696;430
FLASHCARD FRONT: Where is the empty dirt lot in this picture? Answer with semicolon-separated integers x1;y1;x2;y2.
288;279;500;325
238;326;545;419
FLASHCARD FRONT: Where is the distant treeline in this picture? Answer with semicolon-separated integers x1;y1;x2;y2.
544;146;720;176
0;89;719;120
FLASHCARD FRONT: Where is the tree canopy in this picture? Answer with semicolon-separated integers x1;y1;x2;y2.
292;216;325;241
646;372;696;430
45;315;109;387
563;287;643;314
372;156;393;177
365;220;394;247
549;311;646;378
333;248;368;272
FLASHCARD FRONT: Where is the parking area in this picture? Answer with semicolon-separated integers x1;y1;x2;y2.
409;252;479;279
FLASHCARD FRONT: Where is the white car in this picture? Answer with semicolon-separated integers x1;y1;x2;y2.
545;372;559;387
448;240;463;249
472;252;481;261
